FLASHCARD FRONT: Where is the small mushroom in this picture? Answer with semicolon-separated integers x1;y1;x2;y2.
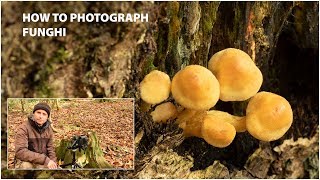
246;91;293;141
208;48;263;101
207;110;246;132
171;65;220;110
177;109;236;148
201;115;236;148
150;102;178;123
140;70;171;104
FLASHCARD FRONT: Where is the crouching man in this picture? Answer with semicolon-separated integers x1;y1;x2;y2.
14;102;58;169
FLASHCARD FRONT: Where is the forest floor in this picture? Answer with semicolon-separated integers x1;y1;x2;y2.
7;99;134;169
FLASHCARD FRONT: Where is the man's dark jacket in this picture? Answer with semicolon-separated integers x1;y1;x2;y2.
15;115;57;166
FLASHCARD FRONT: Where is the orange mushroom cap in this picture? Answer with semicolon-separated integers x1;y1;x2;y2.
140;70;171;104
201;115;236;148
208;48;263;101
151;102;178;123
246;91;293;141
171;65;220;110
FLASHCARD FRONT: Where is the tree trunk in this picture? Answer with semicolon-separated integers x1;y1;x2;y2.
1;1;318;179
20;99;25;113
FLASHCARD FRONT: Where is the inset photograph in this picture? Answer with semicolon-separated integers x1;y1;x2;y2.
7;98;134;170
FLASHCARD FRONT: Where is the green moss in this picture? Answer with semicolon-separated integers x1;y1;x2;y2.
203;18;213;34
56;139;70;161
194;2;220;66
143;55;157;76
85;131;112;168
167;2;181;71
1;170;15;179
304;152;319;178
35;47;71;97
202;2;220;35
36;171;53;179
35;84;54;98
50;48;72;64
168;18;181;50
230;6;242;44
156;32;165;62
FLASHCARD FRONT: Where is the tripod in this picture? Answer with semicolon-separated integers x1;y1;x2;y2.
60;149;82;169
60;135;88;169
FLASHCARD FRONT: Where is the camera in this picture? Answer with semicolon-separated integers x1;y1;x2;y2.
68;135;88;152
60;135;89;169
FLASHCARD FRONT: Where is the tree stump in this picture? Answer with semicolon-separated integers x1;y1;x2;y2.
56;131;112;169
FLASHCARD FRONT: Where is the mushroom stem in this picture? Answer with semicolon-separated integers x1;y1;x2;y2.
140;100;152;112
207;110;246;132
176;109;207;138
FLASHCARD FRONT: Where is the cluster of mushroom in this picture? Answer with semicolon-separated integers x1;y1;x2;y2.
140;48;293;148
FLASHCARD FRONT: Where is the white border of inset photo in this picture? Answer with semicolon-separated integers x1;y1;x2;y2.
7;98;135;171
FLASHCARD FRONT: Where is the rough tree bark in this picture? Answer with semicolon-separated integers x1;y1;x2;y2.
1;1;318;179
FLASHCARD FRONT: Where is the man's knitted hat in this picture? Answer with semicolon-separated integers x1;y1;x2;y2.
33;102;51;117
